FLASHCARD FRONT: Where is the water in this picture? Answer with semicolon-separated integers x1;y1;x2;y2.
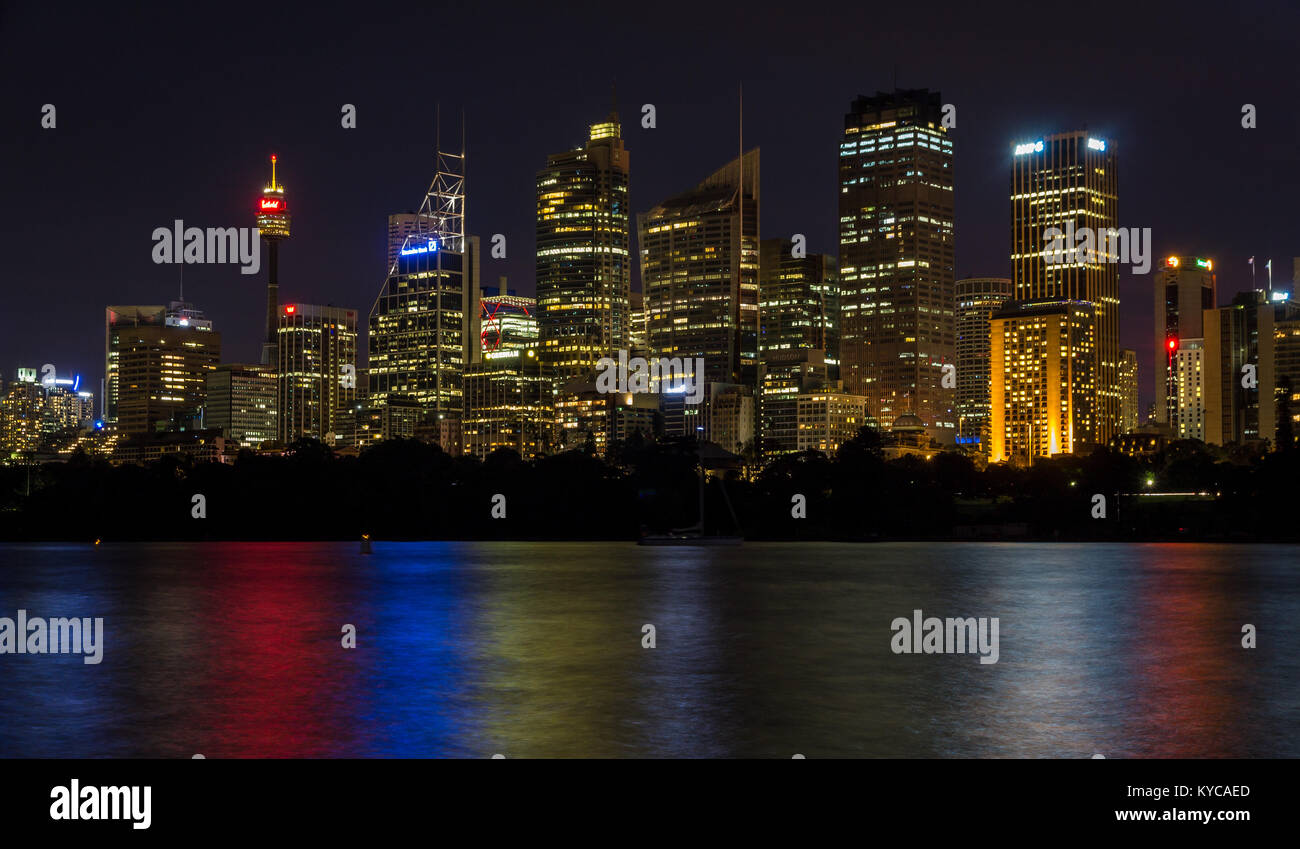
0;542;1295;758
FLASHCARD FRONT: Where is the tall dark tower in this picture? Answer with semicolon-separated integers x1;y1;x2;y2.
255;154;290;365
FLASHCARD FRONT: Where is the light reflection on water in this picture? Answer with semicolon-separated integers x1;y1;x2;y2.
0;541;1295;758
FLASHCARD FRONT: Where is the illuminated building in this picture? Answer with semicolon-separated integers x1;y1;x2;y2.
0;379;46;455
369;144;478;425
336;396;421;451
554;378;658;456
1154;256;1215;424
536;112;631;380
1171;339;1205;440
1010;131;1119;446
463;349;554;459
838;89;955;442
1204;292;1274;446
112;429;236;466
759;348;830;459
255;155;290;366
759;238;839;369
707;383;755;457
105;302;220;436
796;391;869;456
989;299;1096;464
387;212;436;274
1119;348;1139;432
277;303;358;443
480;279;539;354
628;291;647;354
205;363;277;447
1274;308;1300;447
955;277;1013;451
640;149;760;390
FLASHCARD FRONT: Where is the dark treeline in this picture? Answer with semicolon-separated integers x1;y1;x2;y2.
1;428;1298;542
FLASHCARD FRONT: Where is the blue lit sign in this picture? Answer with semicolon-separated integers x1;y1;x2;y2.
955;435;981;445
400;239;439;256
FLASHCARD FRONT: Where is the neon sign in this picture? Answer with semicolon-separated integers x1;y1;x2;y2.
1087;137;1106;151
1014;140;1043;155
259;198;285;211
400;239;439;256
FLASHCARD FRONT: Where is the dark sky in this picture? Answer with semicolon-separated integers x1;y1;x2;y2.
3;1;1298;412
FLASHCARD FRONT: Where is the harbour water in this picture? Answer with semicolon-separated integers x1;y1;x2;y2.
0;541;1295;758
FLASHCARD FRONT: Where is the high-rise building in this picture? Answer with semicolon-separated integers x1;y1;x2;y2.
105;302;221;436
628;291;647;354
554;379;658;456
640;149;760;390
989;299;1096;463
759;238;839;369
955;277;1013;451
1171;338;1206;440
255;155;290;366
536;112;631;381
1010;131;1119;446
205;363;278;447
462;349;554;459
1154;256;1216;423
838;89;955;442
278;303;358;443
369;146;478;425
1204;291;1274;446
387;212;435;274
480;279;539;354
1119;348;1140;433
759;348;830;459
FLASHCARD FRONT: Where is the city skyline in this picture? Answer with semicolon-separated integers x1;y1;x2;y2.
4;4;1299;419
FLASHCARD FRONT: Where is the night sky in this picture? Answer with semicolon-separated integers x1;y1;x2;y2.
3;1;1297;412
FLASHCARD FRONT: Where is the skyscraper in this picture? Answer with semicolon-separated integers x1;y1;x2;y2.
1204;291;1276;446
536;112;631;381
1153;256;1216;424
105;302;221;436
758;238;839;368
640;149;760;389
387;212;435;274
480;279;539;354
1010;131;1119;446
277;303;358;443
989;299;1096;463
369;146;478;425
955;276;1013;450
205;363;278;447
838;89;955;442
1119;348;1139;433
255;155;290;366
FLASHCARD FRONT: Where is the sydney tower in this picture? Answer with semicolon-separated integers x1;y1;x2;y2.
255;155;290;365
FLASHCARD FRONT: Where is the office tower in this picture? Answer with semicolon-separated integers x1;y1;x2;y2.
640;149;760;390
989;299;1096;463
796;391;870;456
536;112;631;380
1273;300;1300;448
628;291;647;353
707;383;755;456
369;145;477;425
759;348;830;458
1154;256;1216;423
105;302;221;436
1170;339;1206;440
277;303;358;443
462;349;554;459
255;155;290;366
838;89;955;442
1010;131;1119;446
759;238;839;364
1119;348;1139;432
0;378;47;455
205;363;278;447
1204;292;1274;446
955;276;1013;450
480;279;539;354
336;396;422;451
387;212;435;274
